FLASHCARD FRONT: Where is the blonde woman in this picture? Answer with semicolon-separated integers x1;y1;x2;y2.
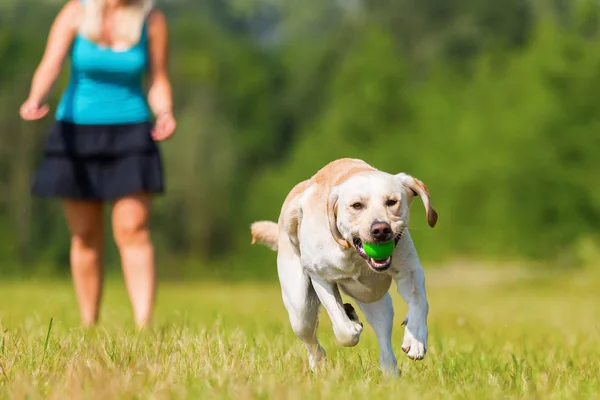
20;0;176;328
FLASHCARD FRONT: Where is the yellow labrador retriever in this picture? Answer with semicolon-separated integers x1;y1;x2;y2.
250;158;438;375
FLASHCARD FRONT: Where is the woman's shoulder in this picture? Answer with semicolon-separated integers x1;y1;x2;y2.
146;8;167;36
147;8;166;22
147;8;167;27
52;0;84;31
62;0;84;14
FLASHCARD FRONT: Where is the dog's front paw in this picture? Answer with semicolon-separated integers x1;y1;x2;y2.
346;320;364;347
335;320;363;347
334;304;363;347
401;316;427;360
343;303;363;327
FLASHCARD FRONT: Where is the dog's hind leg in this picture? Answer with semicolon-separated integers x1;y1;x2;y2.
356;293;398;377
277;252;325;371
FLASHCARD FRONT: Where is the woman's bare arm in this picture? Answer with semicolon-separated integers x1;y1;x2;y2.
26;0;80;104
146;9;173;117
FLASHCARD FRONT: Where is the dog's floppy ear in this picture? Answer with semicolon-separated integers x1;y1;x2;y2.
327;188;350;248
396;173;438;228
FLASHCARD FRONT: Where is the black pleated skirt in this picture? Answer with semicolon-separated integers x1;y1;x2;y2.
32;121;164;200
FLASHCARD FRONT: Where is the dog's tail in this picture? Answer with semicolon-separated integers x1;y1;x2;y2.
250;221;279;251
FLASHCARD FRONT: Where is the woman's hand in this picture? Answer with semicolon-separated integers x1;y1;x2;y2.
20;98;50;121
152;111;176;141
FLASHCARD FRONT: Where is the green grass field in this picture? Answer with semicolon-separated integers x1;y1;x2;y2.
0;265;598;399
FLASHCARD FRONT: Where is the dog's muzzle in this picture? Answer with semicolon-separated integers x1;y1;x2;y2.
352;233;402;272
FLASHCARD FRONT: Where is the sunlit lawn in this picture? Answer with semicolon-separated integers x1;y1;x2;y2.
0;264;599;399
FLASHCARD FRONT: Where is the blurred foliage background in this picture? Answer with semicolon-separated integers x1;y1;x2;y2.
1;0;599;280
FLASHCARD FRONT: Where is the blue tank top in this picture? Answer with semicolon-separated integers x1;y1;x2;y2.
55;8;151;125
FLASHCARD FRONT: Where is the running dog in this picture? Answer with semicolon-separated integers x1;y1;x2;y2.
250;158;438;375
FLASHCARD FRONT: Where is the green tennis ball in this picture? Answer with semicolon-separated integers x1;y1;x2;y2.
363;241;395;260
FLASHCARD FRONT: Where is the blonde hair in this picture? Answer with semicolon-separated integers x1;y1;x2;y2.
79;0;153;46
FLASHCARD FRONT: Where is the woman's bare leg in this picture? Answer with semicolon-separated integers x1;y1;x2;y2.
62;199;105;327
111;192;156;328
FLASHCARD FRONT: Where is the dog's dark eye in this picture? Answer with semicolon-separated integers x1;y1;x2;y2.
351;202;363;210
386;199;398;207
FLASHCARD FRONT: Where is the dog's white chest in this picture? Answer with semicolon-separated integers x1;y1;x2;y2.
300;243;360;278
338;273;393;303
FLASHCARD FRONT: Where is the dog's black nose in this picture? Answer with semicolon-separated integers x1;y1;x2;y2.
370;221;393;242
